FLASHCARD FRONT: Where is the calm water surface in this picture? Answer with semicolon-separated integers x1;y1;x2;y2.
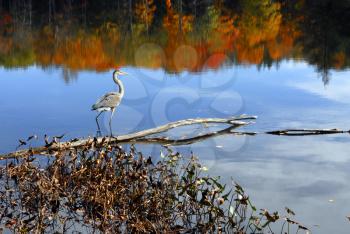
1;63;350;233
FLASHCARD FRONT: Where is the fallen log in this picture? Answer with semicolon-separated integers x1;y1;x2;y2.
0;115;256;160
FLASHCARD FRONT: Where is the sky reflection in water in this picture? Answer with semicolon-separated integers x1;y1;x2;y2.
1;62;350;233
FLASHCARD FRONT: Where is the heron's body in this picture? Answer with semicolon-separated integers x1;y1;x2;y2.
92;70;126;135
91;92;122;112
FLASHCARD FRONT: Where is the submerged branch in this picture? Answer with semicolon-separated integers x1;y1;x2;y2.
126;127;257;146
0;115;256;160
266;128;348;136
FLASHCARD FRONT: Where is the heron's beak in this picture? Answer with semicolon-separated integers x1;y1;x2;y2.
118;71;128;75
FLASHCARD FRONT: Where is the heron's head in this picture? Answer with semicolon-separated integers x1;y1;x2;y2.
113;69;128;77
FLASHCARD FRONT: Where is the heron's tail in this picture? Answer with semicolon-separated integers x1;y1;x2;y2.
91;104;98;111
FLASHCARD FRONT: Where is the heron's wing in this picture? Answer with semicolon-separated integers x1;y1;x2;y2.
92;92;122;110
95;92;117;104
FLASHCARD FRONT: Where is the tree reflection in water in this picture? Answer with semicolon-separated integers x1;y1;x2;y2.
0;0;350;84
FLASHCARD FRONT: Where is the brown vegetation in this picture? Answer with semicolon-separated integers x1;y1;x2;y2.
0;143;309;233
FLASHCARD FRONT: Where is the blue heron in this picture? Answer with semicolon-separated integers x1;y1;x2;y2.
91;69;127;136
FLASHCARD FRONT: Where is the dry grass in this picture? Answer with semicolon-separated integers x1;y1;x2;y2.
0;142;308;233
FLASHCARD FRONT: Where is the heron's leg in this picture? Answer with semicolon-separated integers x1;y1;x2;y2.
109;108;115;137
95;111;103;136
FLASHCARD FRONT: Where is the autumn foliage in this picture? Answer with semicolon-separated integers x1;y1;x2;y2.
0;0;349;72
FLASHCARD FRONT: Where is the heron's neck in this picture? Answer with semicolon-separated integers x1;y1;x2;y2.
113;74;124;97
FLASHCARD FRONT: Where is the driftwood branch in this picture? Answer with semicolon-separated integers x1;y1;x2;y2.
0;115;256;160
116;115;256;141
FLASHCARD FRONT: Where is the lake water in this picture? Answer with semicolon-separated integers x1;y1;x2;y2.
1;1;350;233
